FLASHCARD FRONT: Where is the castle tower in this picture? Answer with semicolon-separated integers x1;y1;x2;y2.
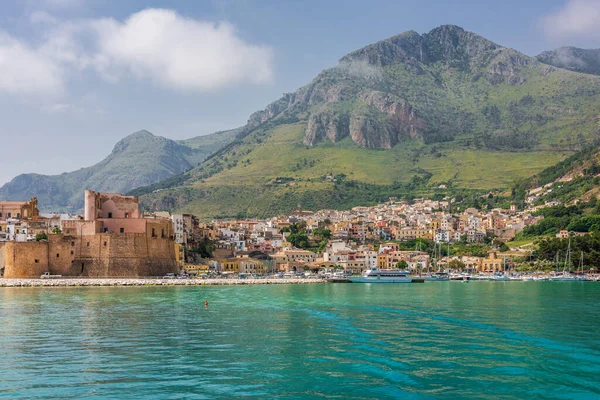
84;190;97;221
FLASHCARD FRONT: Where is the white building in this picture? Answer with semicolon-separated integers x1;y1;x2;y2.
171;214;184;244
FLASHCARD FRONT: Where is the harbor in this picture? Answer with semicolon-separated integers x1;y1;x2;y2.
0;277;327;287
2;271;600;287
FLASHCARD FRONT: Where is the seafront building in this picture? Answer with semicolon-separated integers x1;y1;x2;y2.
0;193;556;277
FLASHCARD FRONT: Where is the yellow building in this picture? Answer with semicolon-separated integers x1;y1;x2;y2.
174;243;184;266
239;259;267;275
429;220;441;231
396;227;431;241
216;258;240;273
343;260;365;274
184;264;210;274
480;252;503;272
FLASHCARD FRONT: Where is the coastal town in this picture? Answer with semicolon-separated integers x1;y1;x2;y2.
1;189;597;284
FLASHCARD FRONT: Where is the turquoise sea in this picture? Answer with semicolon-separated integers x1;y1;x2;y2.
1;282;599;399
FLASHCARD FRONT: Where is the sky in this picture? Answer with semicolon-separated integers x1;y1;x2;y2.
0;0;599;186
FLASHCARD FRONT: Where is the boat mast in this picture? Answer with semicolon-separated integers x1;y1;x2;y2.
563;235;571;273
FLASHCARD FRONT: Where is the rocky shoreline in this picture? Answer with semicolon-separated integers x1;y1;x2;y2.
0;278;327;287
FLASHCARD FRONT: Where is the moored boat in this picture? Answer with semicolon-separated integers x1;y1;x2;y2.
423;272;449;281
349;268;412;283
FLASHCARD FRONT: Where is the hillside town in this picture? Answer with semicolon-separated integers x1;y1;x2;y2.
1;192;557;278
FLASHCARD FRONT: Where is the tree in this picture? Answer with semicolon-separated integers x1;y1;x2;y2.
396;260;409;270
448;260;466;270
51;227;62;234
35;233;48;242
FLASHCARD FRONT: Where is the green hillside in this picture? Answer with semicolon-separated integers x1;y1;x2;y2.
132;25;600;217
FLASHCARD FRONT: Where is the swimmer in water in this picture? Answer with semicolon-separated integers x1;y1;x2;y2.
204;301;209;307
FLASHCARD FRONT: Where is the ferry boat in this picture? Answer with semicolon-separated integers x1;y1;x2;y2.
350;268;412;283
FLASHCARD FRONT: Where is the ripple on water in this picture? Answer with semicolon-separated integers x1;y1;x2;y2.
1;283;600;399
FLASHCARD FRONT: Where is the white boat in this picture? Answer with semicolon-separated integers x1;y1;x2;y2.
550;273;584;281
350;268;412;283
423;272;449;281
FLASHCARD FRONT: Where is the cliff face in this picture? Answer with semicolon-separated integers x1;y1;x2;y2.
247;25;542;149
304;90;423;148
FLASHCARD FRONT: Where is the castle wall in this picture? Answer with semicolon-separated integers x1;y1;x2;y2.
3;232;177;278
99;218;146;234
0;243;5;272
4;242;49;278
48;235;77;276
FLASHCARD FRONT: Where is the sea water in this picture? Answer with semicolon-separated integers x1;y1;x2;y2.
1;282;599;399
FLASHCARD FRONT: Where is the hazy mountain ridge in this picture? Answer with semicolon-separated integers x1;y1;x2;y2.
0;129;237;212
537;47;600;76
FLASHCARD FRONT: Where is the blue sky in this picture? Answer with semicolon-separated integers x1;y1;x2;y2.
0;0;598;185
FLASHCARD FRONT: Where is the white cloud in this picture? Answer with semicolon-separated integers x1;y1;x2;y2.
0;32;64;95
89;9;273;91
0;8;273;97
542;0;600;39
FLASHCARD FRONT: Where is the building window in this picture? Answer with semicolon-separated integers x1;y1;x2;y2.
152;228;156;237
16;213;20;219
7;213;11;218
70;251;74;255
0;212;2;217
56;254;60;258
34;259;39;263
161;229;165;238
66;229;70;234
104;242;107;246
125;213;129;219
120;228;124;233
108;212;112;218
87;242;90;247
71;241;75;247
104;228;108;233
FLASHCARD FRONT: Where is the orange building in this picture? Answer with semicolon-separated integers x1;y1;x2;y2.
0;197;39;221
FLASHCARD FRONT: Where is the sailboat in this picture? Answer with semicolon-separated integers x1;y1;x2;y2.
423;240;449;281
551;235;583;281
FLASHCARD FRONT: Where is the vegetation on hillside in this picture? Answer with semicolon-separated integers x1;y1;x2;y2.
135;26;600;218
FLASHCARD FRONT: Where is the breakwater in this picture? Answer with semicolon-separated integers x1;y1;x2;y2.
0;277;327;287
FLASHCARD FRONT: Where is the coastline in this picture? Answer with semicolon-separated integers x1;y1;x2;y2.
0;278;327;287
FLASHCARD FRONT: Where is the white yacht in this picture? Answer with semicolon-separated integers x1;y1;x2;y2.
423;272;449;281
350;268;412;283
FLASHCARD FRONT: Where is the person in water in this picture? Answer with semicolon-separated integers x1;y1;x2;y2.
204;301;209;307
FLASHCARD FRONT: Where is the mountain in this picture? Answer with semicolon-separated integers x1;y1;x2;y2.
537;47;600;76
135;25;600;218
0;129;237;212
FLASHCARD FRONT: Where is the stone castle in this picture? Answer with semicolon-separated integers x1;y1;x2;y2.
1;190;177;278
